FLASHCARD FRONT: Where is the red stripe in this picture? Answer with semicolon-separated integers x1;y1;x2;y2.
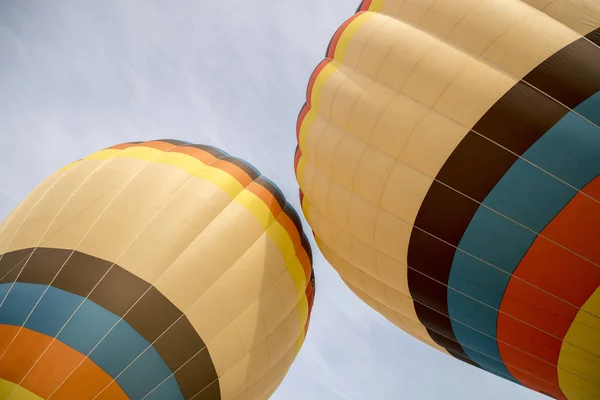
294;147;302;176
358;0;373;11
497;175;600;398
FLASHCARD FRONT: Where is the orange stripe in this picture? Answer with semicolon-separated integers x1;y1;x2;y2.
248;182;283;217
276;211;311;282
326;13;364;59
306;60;332;108
173;145;218;164
0;325;128;399
497;176;600;398
545;176;600;266
108;142;139;150
210;158;255;187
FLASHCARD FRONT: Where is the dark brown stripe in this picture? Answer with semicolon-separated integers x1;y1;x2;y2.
301;232;313;265
283;204;313;265
407;227;474;362
408;26;600;366
470;83;567;156
155;318;219;399
587;28;600;47
523;29;600;110
0;247;219;400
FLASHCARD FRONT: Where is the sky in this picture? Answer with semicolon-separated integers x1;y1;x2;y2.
0;1;547;399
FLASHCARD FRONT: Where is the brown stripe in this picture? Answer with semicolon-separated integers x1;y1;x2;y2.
407;227;474;362
284;205;313;265
154;318;219;399
587;28;600;47
523;29;600;110
0;247;219;399
469;83;567;157
408;26;600;367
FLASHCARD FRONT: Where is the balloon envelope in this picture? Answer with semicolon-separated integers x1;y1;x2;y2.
0;139;315;400
294;1;600;399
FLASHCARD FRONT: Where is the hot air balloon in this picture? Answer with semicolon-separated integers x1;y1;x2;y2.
0;139;315;400
294;1;599;399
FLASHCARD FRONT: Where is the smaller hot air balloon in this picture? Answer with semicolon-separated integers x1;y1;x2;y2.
0;139;315;400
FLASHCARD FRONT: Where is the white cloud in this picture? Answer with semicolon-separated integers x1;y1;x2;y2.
0;1;547;399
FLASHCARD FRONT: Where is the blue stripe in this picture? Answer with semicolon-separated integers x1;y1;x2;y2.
447;91;600;378
0;283;183;400
574;90;600;127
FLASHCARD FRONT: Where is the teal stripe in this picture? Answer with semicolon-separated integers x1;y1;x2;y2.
447;91;600;380
0;283;183;400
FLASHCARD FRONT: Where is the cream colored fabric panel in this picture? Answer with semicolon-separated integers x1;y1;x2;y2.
480;10;581;77
215;304;302;399
344;278;450;354
230;347;295;400
48;160;197;267
372;0;583;78
314;223;447;353
522;0;600;36
117;171;236;283
0;157;146;254
0;168;66;252
154;199;267;310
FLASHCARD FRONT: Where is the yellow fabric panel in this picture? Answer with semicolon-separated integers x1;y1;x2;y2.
522;0;600;36
0;379;43;400
557;287;600;400
0;145;311;400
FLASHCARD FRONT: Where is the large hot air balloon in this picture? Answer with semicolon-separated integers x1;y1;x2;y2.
294;1;599;399
0;139;315;400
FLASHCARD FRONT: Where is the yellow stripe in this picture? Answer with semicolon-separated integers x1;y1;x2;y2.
368;0;385;12
310;62;338;112
295;155;308;189
295;295;310;351
0;379;43;400
557;287;600;399
74;145;310;323
298;109;317;151
301;195;311;222
333;12;376;62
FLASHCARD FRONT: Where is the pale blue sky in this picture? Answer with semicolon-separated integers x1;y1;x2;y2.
0;1;546;399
